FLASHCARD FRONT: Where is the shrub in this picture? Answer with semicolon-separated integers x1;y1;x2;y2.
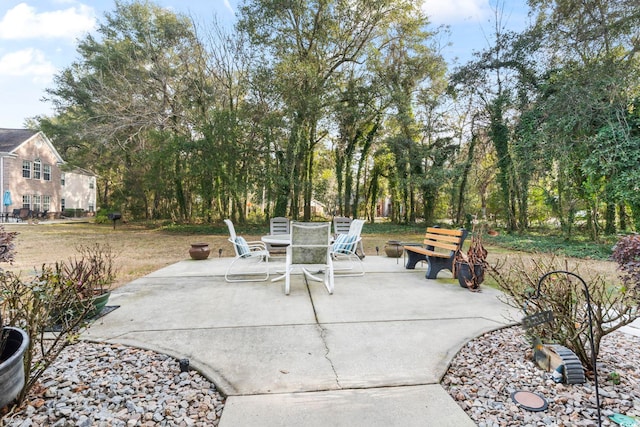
0;240;116;407
489;255;640;370
0;225;17;264
61;243;116;299
611;234;640;292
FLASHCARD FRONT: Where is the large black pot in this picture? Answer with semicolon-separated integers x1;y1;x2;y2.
0;327;29;408
456;262;485;289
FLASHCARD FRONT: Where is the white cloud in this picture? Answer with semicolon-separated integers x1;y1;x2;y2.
0;2;96;41
0;48;57;81
223;0;234;14
421;0;490;25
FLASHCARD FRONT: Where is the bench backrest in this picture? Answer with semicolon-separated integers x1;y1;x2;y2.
423;227;466;255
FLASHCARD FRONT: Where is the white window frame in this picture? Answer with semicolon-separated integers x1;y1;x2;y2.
22;194;31;209
43;164;51;181
33;159;41;179
32;194;41;212
22;161;31;179
43;195;51;211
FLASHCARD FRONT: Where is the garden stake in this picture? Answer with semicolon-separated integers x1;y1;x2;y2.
535;271;601;427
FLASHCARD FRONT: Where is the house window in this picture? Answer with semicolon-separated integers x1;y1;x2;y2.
61;198;65;211
43;165;51;181
43;195;51;211
33;159;41;179
89;203;94;212
32;195;41;212
22;194;31;209
61;173;65;186
89;178;94;189
22;161;31;178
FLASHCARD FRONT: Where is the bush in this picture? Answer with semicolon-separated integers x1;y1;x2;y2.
489;255;640;370
0;226;17;265
611;234;640;292
0;239;116;407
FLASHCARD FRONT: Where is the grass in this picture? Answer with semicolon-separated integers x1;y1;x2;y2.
1;220;620;289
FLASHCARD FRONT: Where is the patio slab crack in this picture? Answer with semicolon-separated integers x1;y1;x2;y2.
306;277;342;389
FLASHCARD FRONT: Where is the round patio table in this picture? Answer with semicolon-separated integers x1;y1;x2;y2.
261;234;291;246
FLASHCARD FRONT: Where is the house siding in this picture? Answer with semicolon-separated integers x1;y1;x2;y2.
62;171;97;213
2;133;62;216
0;129;97;219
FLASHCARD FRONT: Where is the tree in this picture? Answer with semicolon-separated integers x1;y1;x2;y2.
45;0;206;220
525;0;640;235
238;0;426;220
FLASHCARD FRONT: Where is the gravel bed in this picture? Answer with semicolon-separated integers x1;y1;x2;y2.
3;328;638;426
442;327;640;427
1;342;225;427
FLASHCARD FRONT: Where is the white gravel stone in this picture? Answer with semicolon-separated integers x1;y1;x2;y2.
2;342;225;427
442;327;640;426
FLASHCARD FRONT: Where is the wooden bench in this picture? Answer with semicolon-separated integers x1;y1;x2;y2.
404;226;468;279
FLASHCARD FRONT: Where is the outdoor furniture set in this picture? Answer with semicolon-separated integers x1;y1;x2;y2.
223;219;474;293
224;217;365;291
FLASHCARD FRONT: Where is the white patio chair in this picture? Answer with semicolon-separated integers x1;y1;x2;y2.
331;218;365;277
281;222;334;295
270;217;290;235
348;218;366;259
266;217;290;254
224;219;270;282
333;216;352;237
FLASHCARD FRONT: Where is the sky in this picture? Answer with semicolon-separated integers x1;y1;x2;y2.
0;0;530;129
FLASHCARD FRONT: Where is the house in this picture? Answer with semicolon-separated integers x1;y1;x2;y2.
61;167;97;216
0;128;96;219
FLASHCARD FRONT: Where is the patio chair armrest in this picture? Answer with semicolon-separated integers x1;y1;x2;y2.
246;241;268;251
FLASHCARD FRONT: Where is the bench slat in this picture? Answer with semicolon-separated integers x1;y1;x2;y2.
426;227;464;237
421;240;459;252
423;233;464;244
403;247;450;258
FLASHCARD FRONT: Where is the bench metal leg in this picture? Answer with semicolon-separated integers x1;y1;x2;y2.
425;257;454;279
405;251;427;269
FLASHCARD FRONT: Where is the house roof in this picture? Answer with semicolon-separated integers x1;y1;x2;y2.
0;128;65;164
68;166;97;177
0;128;39;152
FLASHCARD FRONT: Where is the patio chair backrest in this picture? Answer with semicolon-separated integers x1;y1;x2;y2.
270;217;290;235
224;219;243;257
333;217;352;236
290;222;331;265
348;219;365;237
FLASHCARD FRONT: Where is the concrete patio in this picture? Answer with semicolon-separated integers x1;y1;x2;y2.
83;254;520;426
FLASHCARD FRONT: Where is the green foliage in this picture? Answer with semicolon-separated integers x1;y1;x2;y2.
485;231;614;260
36;0;640;240
490;255;640;370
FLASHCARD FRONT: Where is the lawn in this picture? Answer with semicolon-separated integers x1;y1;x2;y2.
1;220;620;288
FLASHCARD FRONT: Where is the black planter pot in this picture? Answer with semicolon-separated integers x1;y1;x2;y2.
0;327;29;408
456;262;485;289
